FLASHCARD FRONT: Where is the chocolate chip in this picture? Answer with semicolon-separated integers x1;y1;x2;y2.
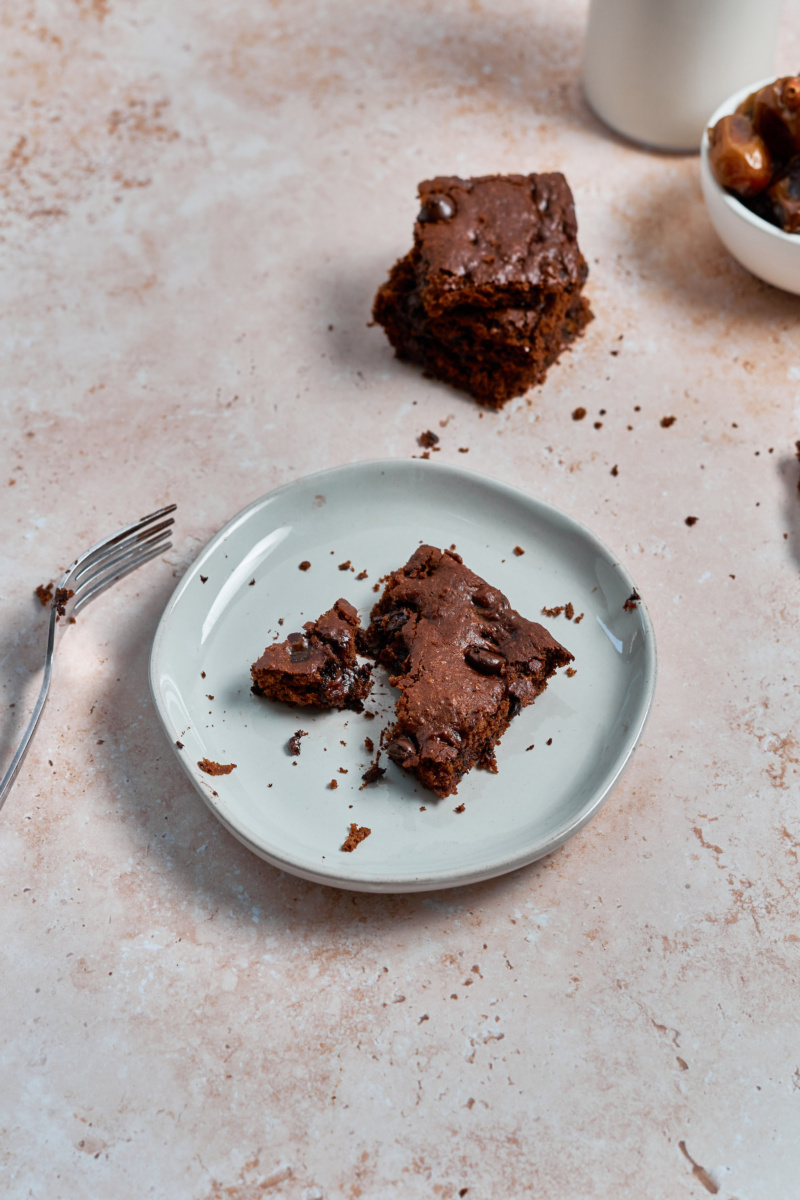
465;646;505;675
289;635;311;663
387;736;416;764
417;193;455;223
381;608;411;636
472;585;506;612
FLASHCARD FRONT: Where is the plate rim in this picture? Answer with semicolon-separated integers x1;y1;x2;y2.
149;458;658;893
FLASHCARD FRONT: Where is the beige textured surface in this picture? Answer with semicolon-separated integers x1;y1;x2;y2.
2;2;800;1196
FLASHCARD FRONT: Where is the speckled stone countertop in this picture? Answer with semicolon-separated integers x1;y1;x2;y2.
2;2;800;1197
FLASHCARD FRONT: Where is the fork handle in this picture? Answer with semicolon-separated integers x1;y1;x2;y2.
0;607;58;813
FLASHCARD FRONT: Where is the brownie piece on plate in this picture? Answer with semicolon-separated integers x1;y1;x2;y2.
372;173;592;408
366;546;573;797
251;598;373;711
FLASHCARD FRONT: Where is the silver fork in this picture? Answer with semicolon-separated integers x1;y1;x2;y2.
0;503;176;813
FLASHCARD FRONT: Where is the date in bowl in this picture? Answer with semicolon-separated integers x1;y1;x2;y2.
700;78;800;295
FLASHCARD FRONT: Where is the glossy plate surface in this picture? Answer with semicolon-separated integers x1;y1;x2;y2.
150;460;656;892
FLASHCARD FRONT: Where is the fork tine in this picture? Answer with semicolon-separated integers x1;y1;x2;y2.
72;527;174;600
70;504;176;579
72;522;174;587
72;515;176;582
72;539;173;615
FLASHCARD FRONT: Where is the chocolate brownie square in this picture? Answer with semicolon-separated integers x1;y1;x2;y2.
366;546;573;797
251;598;372;711
372;173;592;408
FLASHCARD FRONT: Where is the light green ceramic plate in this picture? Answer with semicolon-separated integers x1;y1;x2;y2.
150;460;656;893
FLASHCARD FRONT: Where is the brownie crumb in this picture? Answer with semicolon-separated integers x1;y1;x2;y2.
572;406;587;421
338;560;351;571
206;694;214;700
249;579;255;586
685;516;698;527
526;744;534;751
338;767;348;774
610;464;619;476
298;561;311;571
541;604;564;618
329;779;338;789
365;737;374;753
341;823;371;852
623;589;641;612
594;421;603;429
34;582;54;607
564;602;574;620
201;670;206;678
574;613;584;623
513;545;525;557
363;710;376;720
419;430;440;449
198;758;237;776
175;740;184;750
566;667;577;677
356;570;368;580
458;447;470;453
546;737;553;746
455;803;465;813
661;415;677;428
287;730;308;756
200;575;208;583
53;587;74;617
360;759;386;788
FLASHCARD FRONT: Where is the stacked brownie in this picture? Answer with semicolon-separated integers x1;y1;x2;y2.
373;173;593;408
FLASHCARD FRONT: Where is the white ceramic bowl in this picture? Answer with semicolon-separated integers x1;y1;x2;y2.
700;78;800;295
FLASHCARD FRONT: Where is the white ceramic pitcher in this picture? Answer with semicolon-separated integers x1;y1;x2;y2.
583;0;784;151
